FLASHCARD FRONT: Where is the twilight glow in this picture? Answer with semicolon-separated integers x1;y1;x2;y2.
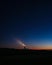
1;0;52;50
14;39;52;50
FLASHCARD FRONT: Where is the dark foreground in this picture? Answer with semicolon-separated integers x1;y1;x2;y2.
0;48;52;65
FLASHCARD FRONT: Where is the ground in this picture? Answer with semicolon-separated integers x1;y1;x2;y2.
0;48;52;64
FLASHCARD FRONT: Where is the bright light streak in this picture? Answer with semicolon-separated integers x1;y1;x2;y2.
16;39;26;47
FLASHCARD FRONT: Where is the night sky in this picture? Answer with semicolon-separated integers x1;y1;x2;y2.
0;0;52;49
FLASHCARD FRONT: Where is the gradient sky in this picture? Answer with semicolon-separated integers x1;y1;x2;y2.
0;0;52;49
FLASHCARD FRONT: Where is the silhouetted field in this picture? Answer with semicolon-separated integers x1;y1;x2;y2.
0;48;52;64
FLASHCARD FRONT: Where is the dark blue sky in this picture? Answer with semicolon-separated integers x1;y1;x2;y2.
0;0;52;48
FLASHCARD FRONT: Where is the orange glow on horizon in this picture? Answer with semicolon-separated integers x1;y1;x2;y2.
26;45;52;50
14;39;52;50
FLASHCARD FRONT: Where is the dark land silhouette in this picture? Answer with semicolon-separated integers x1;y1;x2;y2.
0;48;52;64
